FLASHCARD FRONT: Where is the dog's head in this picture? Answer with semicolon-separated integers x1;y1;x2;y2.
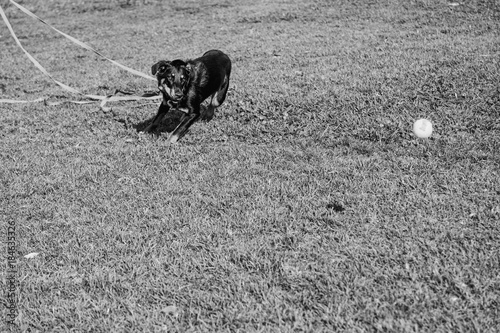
151;59;191;102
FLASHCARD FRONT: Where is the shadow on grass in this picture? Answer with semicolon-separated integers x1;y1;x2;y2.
133;109;185;134
133;105;214;136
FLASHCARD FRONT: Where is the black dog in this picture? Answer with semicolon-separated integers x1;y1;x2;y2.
144;49;231;143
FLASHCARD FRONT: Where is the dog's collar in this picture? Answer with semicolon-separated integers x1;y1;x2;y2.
167;100;182;110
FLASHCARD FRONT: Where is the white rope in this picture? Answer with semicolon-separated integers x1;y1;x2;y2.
0;0;160;110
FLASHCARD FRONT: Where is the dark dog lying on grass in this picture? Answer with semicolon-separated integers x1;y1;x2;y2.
143;49;231;143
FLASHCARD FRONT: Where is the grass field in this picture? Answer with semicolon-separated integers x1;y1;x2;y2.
1;0;499;331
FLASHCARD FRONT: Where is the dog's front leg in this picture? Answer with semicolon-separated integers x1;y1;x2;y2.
169;103;201;143
143;102;170;133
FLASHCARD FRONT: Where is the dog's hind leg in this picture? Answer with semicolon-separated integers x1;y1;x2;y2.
202;74;231;122
215;73;230;106
202;96;216;121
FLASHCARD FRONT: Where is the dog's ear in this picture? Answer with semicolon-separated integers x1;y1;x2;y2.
185;63;193;77
151;61;170;75
151;62;161;75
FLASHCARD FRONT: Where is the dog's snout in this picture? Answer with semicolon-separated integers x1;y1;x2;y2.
173;89;183;99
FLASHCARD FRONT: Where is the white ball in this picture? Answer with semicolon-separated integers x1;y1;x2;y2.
413;119;433;138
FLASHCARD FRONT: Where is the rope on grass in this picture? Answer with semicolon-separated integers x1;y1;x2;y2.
0;0;161;110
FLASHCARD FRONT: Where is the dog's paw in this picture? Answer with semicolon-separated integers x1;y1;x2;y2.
200;114;214;122
201;106;215;122
169;134;180;143
169;128;190;143
140;125;154;133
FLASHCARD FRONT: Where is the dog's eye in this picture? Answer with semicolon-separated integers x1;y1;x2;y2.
159;66;166;72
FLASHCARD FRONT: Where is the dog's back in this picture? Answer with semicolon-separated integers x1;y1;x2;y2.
200;49;232;79
190;50;231;103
